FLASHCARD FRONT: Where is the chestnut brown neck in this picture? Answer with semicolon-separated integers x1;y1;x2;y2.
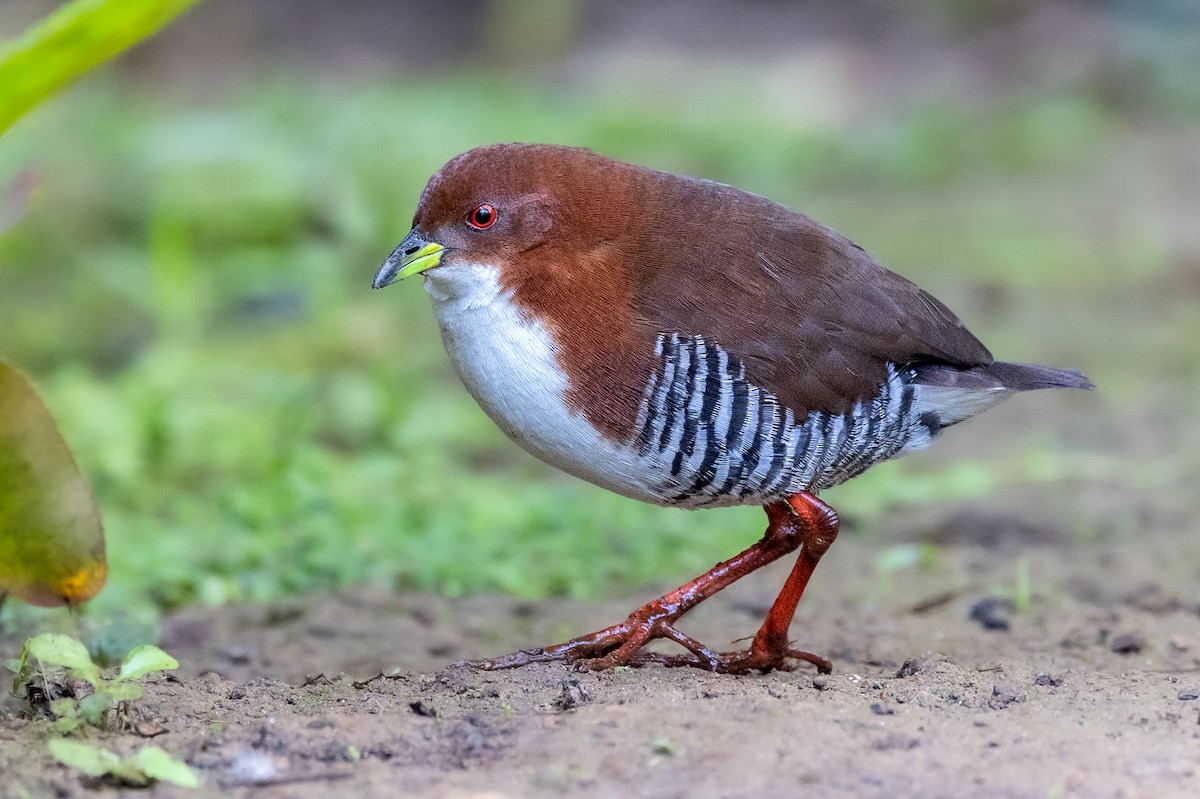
499;240;655;444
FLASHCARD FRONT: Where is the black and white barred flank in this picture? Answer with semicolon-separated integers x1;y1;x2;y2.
632;334;940;508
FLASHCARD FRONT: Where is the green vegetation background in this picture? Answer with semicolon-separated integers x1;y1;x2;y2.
1;15;1196;625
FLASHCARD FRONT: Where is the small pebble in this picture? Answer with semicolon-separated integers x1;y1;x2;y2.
1035;674;1062;687
1177;691;1198;701
227;750;276;783
409;700;437;717
968;597;1014;632
895;653;945;678
988;682;1026;709
222;646;254;665
1110;632;1146;654
812;675;830;691
554;677;590;711
1169;634;1197;652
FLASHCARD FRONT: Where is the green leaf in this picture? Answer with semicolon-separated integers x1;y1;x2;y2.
48;697;80;719
49;739;198;788
117;645;179;682
106;682;143;702
131;747;200;789
48;738;120;778
0;0;204;136
54;715;82;734
25;634;101;686
50;697;84;733
78;691;113;725
0;362;107;608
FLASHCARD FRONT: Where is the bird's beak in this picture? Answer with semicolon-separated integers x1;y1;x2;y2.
373;230;445;289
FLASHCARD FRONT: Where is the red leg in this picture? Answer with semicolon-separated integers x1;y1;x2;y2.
462;491;839;674
740;492;840;671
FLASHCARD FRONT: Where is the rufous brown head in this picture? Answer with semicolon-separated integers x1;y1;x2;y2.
372;144;648;294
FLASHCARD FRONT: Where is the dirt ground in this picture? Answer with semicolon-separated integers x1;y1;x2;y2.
3;401;1200;798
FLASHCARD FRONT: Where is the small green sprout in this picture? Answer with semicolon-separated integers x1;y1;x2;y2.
7;633;179;732
48;738;199;788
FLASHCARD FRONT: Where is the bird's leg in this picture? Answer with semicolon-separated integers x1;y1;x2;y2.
462;492;836;674
729;491;839;672
621;492;838;673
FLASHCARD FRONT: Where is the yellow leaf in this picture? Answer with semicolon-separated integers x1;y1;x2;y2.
0;361;106;607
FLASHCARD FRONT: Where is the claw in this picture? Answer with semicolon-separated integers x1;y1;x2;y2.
462;628;831;675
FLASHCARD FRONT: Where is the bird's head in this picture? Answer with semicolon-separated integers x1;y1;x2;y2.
372;143;639;298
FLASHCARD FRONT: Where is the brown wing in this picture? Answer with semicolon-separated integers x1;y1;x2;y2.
629;181;993;416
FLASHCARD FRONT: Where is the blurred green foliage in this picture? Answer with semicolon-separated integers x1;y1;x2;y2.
0;0;201;135
0;65;1192;618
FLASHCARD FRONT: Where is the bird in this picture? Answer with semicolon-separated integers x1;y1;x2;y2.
373;143;1092;674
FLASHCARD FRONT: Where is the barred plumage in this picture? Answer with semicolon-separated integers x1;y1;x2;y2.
633;334;928;508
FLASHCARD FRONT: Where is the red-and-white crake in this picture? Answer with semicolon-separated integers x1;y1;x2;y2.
373;143;1092;674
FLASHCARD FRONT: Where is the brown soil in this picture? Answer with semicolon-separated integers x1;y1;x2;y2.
4;403;1200;799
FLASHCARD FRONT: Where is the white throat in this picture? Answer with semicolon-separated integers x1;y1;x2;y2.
422;261;504;307
422;262;659;503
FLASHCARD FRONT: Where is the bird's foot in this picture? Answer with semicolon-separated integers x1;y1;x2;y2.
457;603;830;675
458;495;839;675
625;646;832;674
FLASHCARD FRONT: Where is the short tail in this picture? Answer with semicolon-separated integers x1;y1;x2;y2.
909;360;1093;433
919;360;1094;393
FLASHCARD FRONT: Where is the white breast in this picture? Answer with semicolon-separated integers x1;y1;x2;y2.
423;262;663;504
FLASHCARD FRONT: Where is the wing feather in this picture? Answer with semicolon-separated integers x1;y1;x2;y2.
630;181;992;416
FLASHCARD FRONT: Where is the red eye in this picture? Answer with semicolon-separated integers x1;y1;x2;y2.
467;203;497;230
